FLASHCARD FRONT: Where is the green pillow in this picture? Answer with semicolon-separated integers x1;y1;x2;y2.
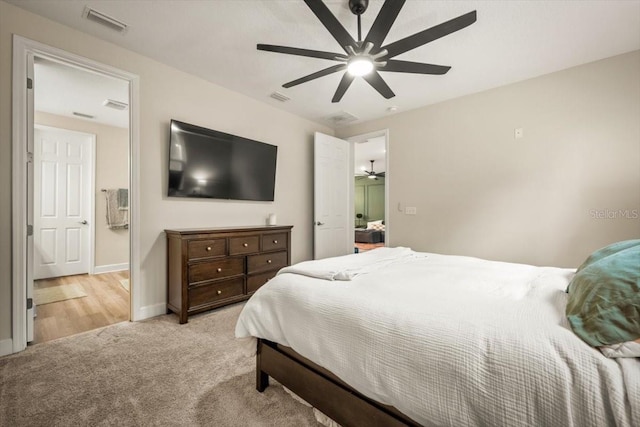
574;239;640;274
566;240;640;347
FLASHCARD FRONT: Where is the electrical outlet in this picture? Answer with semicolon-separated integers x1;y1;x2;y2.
405;207;417;215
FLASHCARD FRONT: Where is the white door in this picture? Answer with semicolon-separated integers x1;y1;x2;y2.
314;132;353;259
34;126;94;280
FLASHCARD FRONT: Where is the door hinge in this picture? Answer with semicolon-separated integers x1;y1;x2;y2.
27;298;33;310
27;152;33;163
27;77;33;89
27;224;33;236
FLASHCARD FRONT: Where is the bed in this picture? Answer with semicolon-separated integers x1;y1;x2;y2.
235;247;640;427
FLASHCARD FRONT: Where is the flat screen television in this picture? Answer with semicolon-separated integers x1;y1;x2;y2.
168;120;277;201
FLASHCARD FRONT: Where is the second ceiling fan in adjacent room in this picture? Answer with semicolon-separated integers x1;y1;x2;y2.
357;160;385;180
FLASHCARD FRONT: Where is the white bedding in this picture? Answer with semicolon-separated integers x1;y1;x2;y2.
277;246;421;280
235;249;640;427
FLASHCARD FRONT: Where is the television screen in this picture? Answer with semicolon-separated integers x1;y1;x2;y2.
168;120;277;201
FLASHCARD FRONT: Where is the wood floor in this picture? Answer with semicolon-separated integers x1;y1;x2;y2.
32;271;130;344
355;242;385;252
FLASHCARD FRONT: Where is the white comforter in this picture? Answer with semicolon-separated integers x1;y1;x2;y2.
235;248;640;427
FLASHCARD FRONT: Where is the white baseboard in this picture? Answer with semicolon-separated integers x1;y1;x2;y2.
134;302;167;321
93;262;129;274
0;338;14;357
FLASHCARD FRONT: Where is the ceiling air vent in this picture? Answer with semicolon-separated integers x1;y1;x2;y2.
269;92;290;102
73;112;95;119
103;99;129;110
325;111;358;126
83;7;128;33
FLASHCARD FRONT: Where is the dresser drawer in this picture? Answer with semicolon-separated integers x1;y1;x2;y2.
189;257;244;284
188;238;226;260
247;251;288;274
188;277;244;309
261;233;287;252
246;271;277;294
229;235;260;255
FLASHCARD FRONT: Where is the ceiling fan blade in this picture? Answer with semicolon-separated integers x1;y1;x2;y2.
304;0;358;53
363;71;395;99
282;64;347;88
332;72;355;103
381;10;477;59
364;0;406;48
382;60;451;75
257;44;347;62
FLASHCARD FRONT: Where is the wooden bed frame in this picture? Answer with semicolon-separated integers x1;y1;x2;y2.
256;338;421;427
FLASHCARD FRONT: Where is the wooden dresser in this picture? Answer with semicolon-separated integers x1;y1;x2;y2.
165;225;293;323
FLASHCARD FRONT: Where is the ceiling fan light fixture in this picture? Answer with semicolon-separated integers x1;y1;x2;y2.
347;57;374;76
367;174;376;179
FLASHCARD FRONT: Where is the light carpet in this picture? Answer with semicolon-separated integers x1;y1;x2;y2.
0;303;318;426
33;283;87;305
119;278;130;292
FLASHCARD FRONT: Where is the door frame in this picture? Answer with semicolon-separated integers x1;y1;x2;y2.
11;35;141;353
34;124;97;279
347;129;390;246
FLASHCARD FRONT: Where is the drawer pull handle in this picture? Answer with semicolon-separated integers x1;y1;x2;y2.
206;246;212;251
267;259;272;264
217;290;222;295
273;240;278;244
217;268;222;273
243;243;248;247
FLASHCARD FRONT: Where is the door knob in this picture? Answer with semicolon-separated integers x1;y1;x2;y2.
80;220;88;225
315;221;324;226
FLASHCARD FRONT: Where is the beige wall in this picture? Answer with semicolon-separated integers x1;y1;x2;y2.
338;50;640;268
35;111;129;267
0;2;333;346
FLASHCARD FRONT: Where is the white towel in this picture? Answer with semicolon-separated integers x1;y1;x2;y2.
105;189;129;229
277;247;422;280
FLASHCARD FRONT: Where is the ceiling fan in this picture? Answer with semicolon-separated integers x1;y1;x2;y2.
257;0;477;103
357;160;385;180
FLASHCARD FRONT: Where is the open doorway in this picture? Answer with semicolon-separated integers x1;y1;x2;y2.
30;57;130;343
349;131;389;253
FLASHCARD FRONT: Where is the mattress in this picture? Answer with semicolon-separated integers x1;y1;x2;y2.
235;248;640;426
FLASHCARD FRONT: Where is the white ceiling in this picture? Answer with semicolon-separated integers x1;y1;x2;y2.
34;57;129;128
11;0;640;128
